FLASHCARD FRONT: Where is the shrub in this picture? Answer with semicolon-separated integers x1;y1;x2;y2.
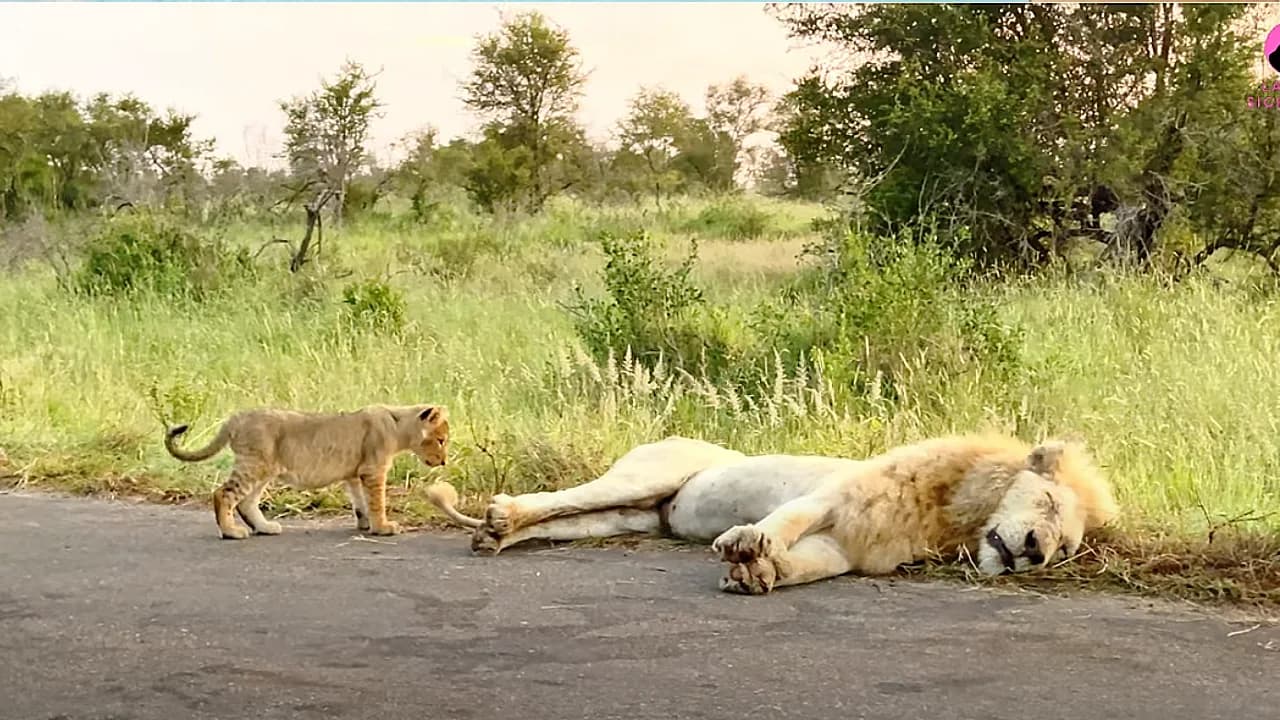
144;377;212;428
340;277;407;334
680;197;773;241
754;224;1025;402
566;222;1024;409
74;210;253;300
405;186;472;230
567;230;709;366
419;229;510;282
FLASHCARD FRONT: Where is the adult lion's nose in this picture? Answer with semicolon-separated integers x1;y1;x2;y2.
1023;529;1045;565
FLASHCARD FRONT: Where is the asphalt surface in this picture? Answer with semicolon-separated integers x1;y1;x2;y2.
0;492;1276;720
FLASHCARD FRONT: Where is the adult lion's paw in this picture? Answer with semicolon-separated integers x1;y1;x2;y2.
719;558;778;595
470;526;501;556
484;494;518;537
712;524;775;565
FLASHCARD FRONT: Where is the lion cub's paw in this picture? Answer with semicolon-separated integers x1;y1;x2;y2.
712;525;775;564
368;520;403;537
484;494;518;536
255;521;284;536
719;558;778;595
219;525;252;540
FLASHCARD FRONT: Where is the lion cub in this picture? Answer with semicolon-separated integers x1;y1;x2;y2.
164;404;449;540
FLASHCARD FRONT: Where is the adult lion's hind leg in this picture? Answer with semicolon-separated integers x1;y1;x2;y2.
470;509;662;555
476;437;737;547
719;533;852;595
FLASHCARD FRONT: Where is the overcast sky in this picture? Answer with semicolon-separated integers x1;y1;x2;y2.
0;3;828;167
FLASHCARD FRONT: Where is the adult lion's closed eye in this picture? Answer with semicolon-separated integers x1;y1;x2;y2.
165;403;450;540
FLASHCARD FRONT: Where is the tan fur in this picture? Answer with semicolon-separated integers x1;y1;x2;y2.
165;404;450;540
429;433;1119;595
425;481;482;529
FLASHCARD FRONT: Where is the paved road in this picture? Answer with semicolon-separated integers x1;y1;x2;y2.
0;493;1275;720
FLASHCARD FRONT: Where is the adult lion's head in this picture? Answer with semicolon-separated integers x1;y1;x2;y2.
976;440;1109;576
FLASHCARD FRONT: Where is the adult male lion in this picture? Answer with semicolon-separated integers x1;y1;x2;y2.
427;433;1119;595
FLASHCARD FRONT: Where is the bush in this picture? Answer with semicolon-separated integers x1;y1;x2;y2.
565;222;1025;409
418;229;510;282
407;190;470;230
567;230;709;365
680;197;773;241
754;224;1025;401
74;210;253;300
340;277;407;334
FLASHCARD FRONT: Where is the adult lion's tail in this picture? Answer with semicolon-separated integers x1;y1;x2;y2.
426;481;484;529
164;422;231;463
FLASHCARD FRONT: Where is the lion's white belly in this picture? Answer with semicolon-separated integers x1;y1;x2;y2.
665;454;864;541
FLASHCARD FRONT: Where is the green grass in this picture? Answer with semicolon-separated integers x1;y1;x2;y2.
1000;274;1280;535
0;194;1276;606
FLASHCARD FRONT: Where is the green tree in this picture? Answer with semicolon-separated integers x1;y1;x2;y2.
279;60;382;226
751;145;842;200
83;93;211;211
772;3;1068;266
393;129;481;220
0;87;210;220
704;76;773;185
460;11;588;212
616;87;698;208
395;127;445;222
0;91;62;218
206;157;286;220
670;117;737;196
768;3;1264;271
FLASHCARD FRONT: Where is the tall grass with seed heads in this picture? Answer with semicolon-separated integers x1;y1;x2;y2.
0;195;1275;548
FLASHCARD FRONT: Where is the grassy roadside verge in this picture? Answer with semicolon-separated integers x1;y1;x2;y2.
1;196;1277;612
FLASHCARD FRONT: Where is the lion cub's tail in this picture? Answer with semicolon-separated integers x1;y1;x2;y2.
425;481;484;529
164;422;231;463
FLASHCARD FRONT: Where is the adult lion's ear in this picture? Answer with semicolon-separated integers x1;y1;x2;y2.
419;405;447;425
1027;440;1066;478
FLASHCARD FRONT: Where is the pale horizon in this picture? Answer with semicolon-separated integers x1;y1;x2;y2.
0;3;830;168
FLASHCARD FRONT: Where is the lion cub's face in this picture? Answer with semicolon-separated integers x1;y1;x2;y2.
977;470;1084;576
411;406;450;467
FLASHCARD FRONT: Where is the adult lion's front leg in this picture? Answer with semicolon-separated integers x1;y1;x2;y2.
713;525;782;594
711;488;843;595
717;533;853;595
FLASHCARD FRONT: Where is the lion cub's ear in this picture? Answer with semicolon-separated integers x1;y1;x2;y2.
1027;440;1067;479
419;405;448;426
